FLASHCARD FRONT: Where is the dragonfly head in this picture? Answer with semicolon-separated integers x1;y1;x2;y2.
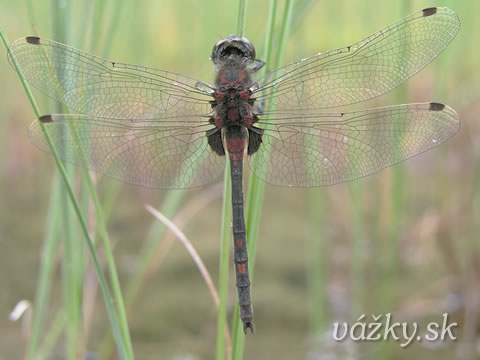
211;35;256;65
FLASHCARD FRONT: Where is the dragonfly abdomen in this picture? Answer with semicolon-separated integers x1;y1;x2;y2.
225;126;254;333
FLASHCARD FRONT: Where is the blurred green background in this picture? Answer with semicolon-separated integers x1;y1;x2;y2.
0;0;479;359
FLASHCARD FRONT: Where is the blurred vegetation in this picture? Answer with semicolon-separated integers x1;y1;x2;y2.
0;0;479;359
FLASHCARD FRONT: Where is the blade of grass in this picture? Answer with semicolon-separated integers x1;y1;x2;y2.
349;180;367;318
24;2;132;356
101;183;224;358
306;189;328;335
217;164;232;360
82;1;135;357
290;0;314;33
344;2;367;325
236;0;247;36
124;190;187;306
26;0;38;29
102;0;126;57
145;205;222;309
26;174;61;360
151;184;224;272
24;5;71;359
100;184;222;360
296;2;327;342
50;2;85;358
0;24;131;360
84;169;134;359
123;192;186;305
57;2;134;357
374;2;409;359
98;190;186;359
146;204;232;357
89;0;106;53
36;311;67;360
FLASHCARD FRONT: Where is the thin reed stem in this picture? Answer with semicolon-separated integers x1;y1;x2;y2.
0;22;131;360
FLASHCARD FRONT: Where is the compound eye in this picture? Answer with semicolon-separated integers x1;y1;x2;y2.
211;36;256;64
238;37;256;60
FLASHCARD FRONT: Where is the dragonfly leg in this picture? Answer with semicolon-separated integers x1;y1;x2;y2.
251;58;265;73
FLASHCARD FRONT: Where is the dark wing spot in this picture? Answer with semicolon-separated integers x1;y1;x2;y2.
247;127;263;155
422;7;437;17
429;102;445;111
39;115;53;123
207;129;225;156
26;36;41;45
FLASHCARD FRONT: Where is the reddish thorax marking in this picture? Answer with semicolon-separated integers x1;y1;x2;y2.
219;69;247;85
243;112;254;127
238;88;249;100
213;114;224;128
214;91;225;103
228;108;240;121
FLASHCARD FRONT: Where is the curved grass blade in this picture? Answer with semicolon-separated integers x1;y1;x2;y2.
0;23;132;360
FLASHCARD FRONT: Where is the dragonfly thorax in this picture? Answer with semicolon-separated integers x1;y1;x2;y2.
207;57;262;157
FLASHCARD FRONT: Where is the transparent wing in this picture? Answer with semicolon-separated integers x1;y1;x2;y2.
253;7;460;111
8;37;213;120
249;103;459;187
30;115;225;189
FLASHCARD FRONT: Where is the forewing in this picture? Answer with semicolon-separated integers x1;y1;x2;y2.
254;7;460;111
8;37;213;120
249;103;459;186
30;115;225;189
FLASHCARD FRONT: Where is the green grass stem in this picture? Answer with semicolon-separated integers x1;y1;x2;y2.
84;2;134;358
217;165;232;360
374;3;409;359
36;310;67;360
0;22;131;360
306;189;328;335
98;189;186;359
102;0;126;57
349;180;366;318
236;0;247;36
26;174;61;359
51;3;84;358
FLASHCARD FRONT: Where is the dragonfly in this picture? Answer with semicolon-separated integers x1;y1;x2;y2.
8;7;460;333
